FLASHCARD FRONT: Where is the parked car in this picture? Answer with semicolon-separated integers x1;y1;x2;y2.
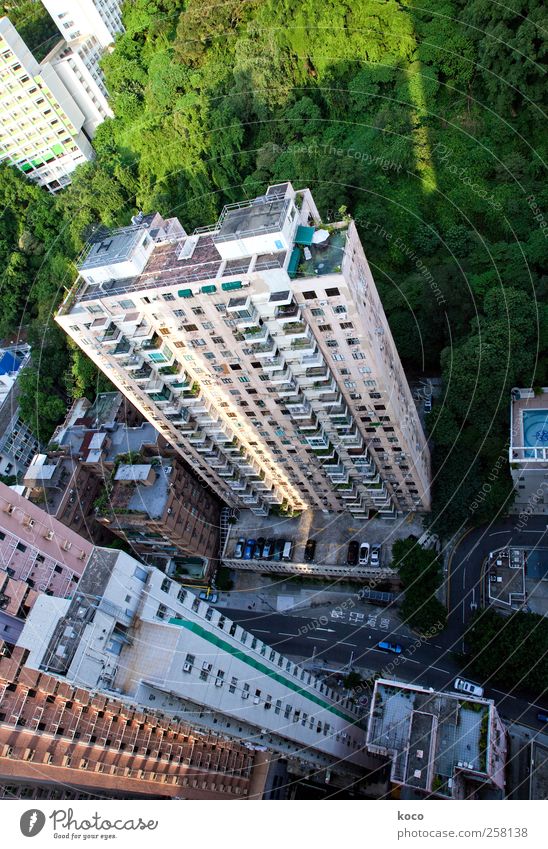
262;539;273;559
273;539;284;561
253;538;264;559
243;539;256;560
377;641;402;655
424;398;432;413
359;542;370;565
537;712;548;723
304;539;316;562
199;591;218;603
370;544;381;567
282;540;293;561
454;678;484;697
234;537;245;559
347;540;359;566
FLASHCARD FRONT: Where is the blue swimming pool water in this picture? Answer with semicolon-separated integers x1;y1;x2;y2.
523;409;548;448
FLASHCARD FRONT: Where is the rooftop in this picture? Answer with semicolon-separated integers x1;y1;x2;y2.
80;226;145;271
214;196;291;243
487;547;526;609
510;388;548;465
367;680;492;798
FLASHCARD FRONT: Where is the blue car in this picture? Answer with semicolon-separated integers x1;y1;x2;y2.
537;712;548;723
377;641;402;655
243;539;256;560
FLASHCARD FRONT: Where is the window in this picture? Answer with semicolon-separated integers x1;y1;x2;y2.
173;309;186;317
183;323;198;332
332;353;344;361
192;307;204;316
200;662;212;681
346;337;359;345
191;597;200;612
340;321;353;329
16;542;27;553
302;290;317;300
156;604;167;620
133;566;148;582
325;287;340;296
161;578;172;593
177;588;187;603
184;653;195;671
215;303;226;313
242;683;250;699
238;376;250;383
318;324;332;332
333;304;347;314
162;292;175;301
229;676;238;694
311;308;324;317
352;351;365;360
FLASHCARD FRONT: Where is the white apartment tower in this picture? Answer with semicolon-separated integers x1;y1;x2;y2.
0;17;94;191
41;0;124;50
56;184;431;518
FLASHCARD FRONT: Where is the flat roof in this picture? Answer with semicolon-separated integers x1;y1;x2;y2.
80;227;144;271
115;464;154;482
215;196;289;242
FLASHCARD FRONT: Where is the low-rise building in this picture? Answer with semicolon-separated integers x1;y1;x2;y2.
366;679;507;799
510;388;548;516
0;346;40;479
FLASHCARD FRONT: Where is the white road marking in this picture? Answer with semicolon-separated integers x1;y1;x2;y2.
492;688;517;700
306;636;328;642
279;632;298;637
251;629;270;634
340;642;357;647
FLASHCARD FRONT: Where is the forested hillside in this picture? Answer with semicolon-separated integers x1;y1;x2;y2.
0;0;546;534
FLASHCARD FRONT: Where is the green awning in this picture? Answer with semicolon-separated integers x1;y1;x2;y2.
221;280;243;291
295;225;315;246
201;284;217;294
178;288;193;298
288;247;302;278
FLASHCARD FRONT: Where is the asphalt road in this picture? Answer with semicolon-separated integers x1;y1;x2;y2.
443;516;548;652
223;605;548;731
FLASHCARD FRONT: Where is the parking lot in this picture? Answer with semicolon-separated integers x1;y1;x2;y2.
225;508;424;568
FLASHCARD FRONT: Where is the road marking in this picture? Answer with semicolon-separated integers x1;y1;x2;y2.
492;688;517;700
250;629;270;634
279;632;298;637
340;642;357;647
316;627;335;632
306;636;328;642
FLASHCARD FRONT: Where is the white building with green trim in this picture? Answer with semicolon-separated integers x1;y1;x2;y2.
18;547;375;782
0;17;94;191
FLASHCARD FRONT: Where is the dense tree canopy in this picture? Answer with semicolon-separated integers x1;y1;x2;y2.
0;0;545;518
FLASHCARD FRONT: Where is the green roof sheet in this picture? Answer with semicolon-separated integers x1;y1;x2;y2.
295;225;315;246
178;288;193;298
288;247;302;278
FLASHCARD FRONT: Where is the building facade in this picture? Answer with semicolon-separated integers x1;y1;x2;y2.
0;647;268;800
0;346;40;479
56;185;430;519
366;679;507;799
0;17;95;191
19;548;376;786
42;0;124;50
510;388;548;516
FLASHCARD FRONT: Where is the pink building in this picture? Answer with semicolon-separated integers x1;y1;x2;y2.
0;482;92;597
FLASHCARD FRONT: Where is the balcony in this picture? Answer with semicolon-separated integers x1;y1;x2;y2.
188;431;207;445
289;336;315;353
283;321;308;338
275;301;301;323
141;333;162;351
277;381;299;397
288;404;312;420
243;324;268;343
250;336;277;358
261;355;286;372
99;324;121;345
120;354;143;370
134;364;153;383
112;338;131;356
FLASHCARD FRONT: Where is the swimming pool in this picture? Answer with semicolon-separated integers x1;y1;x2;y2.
522;409;548;451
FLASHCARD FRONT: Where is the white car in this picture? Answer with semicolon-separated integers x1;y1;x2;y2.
359;542;370;565
454;678;484;698
370;545;381;567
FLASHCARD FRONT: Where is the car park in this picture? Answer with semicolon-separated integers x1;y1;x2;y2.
304;539;316;562
262;539;273;559
347;540;359;565
273;539;284;561
234;537;245;559
253;538;264;559
454;678;484;698
370;544;381;567
377;641;402;654
359;542;370;565
243;539;256;560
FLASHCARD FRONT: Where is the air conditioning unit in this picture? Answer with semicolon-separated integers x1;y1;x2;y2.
44;530;54;541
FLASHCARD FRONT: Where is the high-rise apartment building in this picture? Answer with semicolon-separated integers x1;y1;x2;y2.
18;547;377;786
0;346;40;479
0;17;94;191
42;0;124;50
0;647;269;800
56;186;430;518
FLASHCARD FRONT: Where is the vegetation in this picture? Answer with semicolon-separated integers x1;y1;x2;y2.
1;1;59;60
214;565;234;592
465;609;548;698
391;537;447;632
0;1;545;524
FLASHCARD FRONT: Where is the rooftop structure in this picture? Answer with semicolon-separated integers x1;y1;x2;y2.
486;547;526;610
510;388;548;516
366;680;507;799
56;184;430;519
18;549;376;786
0;17;94;191
0;648;267;800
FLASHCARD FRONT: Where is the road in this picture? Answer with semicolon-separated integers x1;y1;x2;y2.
222;605;547;731
443;516;548;652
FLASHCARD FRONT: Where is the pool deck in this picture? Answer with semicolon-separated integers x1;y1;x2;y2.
510;390;548;466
